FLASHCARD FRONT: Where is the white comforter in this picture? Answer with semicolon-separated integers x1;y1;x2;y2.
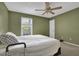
0;35;60;56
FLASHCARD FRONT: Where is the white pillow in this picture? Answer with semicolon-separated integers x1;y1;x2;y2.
6;32;17;39
0;34;18;45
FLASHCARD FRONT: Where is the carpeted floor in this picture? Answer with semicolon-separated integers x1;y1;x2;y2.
60;42;79;56
0;42;79;56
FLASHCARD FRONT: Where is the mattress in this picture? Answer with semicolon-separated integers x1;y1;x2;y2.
0;35;60;56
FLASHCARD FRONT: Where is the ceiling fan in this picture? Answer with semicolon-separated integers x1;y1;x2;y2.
35;2;62;15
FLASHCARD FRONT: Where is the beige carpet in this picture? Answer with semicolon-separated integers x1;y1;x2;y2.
60;42;79;56
0;42;79;56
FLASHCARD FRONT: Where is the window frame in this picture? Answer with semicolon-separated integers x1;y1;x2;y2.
21;17;33;36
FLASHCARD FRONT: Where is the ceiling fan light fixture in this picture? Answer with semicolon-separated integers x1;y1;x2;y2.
35;2;62;15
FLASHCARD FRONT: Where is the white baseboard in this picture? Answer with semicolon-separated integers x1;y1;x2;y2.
63;41;79;47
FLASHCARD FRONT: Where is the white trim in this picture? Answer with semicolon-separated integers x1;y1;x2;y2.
49;19;55;38
63;41;79;47
31;18;33;35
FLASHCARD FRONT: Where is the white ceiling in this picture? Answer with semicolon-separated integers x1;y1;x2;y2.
4;2;79;18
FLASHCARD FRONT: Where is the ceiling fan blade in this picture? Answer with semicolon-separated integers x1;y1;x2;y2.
45;2;50;9
50;11;55;14
42;11;47;15
51;6;62;10
35;9;45;11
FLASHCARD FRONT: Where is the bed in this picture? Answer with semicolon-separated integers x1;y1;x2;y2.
0;33;60;56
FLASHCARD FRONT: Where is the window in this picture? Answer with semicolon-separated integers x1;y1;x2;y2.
21;17;33;35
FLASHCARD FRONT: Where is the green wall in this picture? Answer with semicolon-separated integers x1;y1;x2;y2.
54;8;79;45
0;2;8;33
8;11;49;36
